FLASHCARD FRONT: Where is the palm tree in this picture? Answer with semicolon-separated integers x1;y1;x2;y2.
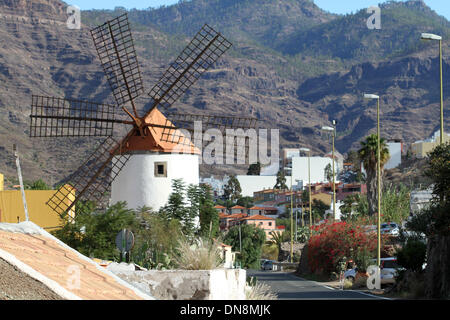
267;231;286;261
358;134;390;216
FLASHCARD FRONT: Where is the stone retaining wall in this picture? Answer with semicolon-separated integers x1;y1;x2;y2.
109;268;247;300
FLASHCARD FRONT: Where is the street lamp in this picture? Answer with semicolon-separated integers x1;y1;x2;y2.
321;123;336;220
421;33;444;144
284;166;294;263
364;93;382;269
300;147;312;236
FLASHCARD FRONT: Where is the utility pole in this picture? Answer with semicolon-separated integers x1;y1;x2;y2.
13;144;29;222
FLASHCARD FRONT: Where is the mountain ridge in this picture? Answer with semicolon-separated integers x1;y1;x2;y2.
0;0;448;185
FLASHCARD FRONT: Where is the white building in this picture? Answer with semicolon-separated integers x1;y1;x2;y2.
110;108;200;213
410;189;433;215
291;156;338;185
236;175;293;197
200;175;228;197
385;141;402;169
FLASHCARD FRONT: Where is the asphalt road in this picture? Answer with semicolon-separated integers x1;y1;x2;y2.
247;270;387;300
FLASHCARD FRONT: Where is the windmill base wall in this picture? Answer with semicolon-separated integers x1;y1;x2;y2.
110;153;199;213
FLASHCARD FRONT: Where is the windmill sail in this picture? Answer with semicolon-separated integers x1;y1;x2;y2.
29;95;121;137
46;135;132;216
90;13;144;108
147;24;232;112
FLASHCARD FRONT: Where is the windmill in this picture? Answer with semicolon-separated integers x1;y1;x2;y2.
29;13;257;216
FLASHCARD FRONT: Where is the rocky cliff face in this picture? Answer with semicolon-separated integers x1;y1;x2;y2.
0;0;449;185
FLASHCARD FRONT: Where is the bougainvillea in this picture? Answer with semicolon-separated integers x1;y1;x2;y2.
307;218;386;275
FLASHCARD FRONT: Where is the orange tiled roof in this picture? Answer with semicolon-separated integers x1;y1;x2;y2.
241;214;275;221
229;213;248;219
121;108;200;155
214;205;226;209
249;206;278;211
0;222;152;300
231;205;246;209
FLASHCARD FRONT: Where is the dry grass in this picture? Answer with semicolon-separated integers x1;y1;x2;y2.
343;279;354;290
245;282;278;300
173;238;223;270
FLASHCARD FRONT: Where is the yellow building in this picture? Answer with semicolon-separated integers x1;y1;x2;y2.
411;131;450;158
0;174;75;231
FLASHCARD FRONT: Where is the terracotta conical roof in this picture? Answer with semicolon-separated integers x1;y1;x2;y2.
121;108;200;155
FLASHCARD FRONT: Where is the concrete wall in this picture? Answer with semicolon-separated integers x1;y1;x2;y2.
111;153;199;211
109;268;247;300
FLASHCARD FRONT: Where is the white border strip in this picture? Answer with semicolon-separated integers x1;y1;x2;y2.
0;248;82;300
0;222;154;300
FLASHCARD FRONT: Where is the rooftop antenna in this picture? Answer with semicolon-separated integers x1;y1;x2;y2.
13;144;29;222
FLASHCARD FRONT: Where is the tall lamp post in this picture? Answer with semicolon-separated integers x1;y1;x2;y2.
284;166;294;263
421;33;444;144
364;93;382;269
300;147;312;236
322;122;336;220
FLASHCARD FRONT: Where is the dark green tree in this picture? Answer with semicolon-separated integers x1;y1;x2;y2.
161;179;188;221
198;184;220;238
407;142;450;298
236;196;254;208
223;223;266;269
247;162;261;175
274;169;288;190
223;175;242;202
312;199;329;220
26;179;50;190
324;163;333;182
52;202;136;260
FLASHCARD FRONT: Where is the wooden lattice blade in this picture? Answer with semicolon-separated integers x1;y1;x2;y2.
146;24;232;113
90;13;144;107
29;95;122;137
46;135;132;216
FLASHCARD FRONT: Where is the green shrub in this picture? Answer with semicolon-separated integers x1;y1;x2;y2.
397;239;427;272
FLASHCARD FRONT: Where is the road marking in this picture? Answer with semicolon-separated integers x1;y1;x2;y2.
292;273;391;299
348;290;392;300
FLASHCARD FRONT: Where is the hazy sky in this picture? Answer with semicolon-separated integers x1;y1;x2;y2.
67;0;450;20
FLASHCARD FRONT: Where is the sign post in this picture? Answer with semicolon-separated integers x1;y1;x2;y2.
115;229;134;263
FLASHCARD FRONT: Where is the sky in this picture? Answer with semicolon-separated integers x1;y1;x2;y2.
67;0;450;20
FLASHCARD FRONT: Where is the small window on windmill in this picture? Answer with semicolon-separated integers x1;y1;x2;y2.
154;162;167;177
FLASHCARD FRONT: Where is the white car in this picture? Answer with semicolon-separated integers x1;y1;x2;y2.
380;222;400;236
344;257;403;285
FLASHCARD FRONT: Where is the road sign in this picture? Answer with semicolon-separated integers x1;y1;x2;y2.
115;229;134;253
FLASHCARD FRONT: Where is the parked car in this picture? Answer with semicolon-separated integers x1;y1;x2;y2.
381;222;400;236
343;257;404;285
261;260;274;271
260;259;269;268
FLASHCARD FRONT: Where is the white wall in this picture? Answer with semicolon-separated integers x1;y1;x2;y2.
385;142;402;169
291;156;337;184
110;153;199;212
236;175;293;197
